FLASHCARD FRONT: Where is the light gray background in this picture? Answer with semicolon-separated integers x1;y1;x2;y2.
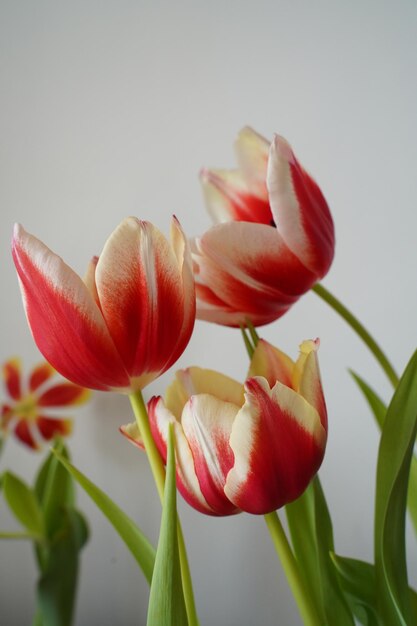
1;1;417;625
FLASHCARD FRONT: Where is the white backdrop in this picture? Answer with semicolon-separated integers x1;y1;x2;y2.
1;1;417;625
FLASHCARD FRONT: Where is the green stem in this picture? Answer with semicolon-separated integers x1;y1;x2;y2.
0;530;41;540
312;283;399;388
129;390;199;626
264;512;322;626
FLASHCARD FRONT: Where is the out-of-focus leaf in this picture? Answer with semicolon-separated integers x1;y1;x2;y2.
351;371;417;536
37;508;88;626
35;440;74;538
3;471;44;537
374;349;417;625
53;449;155;584
147;424;187;626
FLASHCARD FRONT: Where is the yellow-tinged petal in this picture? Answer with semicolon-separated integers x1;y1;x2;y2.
165;366;244;419
234;126;270;198
248;339;294;388
293;339;327;429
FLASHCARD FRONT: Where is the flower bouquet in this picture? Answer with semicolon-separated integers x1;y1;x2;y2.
2;126;416;626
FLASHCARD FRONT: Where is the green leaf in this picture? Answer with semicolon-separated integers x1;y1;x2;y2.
374;349;417;625
35;441;74;538
312;478;355;625
349;371;387;429
3;471;44;538
330;554;380;625
37;508;88;626
350;371;417;536
285;483;326;622
147;424;187;626
286;478;354;625
52;449;155;584
331;554;417;626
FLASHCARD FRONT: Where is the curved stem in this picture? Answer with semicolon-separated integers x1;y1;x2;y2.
264;511;322;626
129;390;199;626
312;283;399;388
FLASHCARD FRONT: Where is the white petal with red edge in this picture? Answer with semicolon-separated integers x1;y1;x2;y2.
267;135;334;276
181;394;240;515
267;136;309;264
149;397;214;515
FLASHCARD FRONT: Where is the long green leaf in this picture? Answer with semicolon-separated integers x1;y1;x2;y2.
285;484;326;622
351;370;417;536
374;349;417;625
37;508;88;626
330;554;380;626
147;424;187;626
35;441;75;538
53;450;155;584
3;471;44;537
312;479;354;625
286;478;354;625
331;554;417;625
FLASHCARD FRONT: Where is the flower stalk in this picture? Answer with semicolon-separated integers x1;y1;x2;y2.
264;511;322;626
312;283;399;387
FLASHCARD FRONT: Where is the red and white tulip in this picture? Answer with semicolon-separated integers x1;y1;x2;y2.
121;339;327;515
193;127;335;327
12;217;196;392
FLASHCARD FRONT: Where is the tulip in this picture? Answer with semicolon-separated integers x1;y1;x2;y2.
121;338;327;515
193;127;335;326
12;217;196;392
1;358;89;450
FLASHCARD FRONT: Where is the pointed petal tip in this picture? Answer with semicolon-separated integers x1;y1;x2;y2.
270;134;294;162
299;338;320;354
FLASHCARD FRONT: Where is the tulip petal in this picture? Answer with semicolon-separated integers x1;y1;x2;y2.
12;224;130;391
193;221;316;326
83;256;100;306
225;377;326;514
200;168;272;226
37;383;90;407
148;397;215;515
293;339;327;431
95;218;194;389
36;416;73;440
248;339;294;388
14;420;39;450
267;135;334;276
181;394;240;515
162;217;196;373
234;126;270;199
119;421;144;450
164;367;244;420
29;362;55;392
2;358;22;400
